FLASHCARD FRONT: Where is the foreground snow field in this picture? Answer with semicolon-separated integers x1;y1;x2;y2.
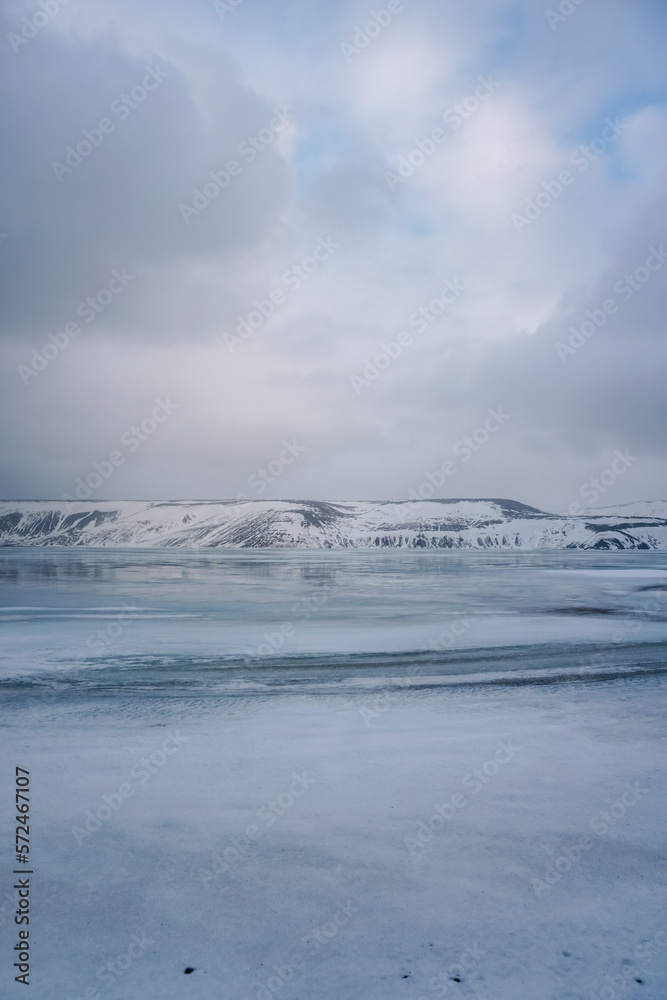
1;548;666;999
2;679;666;1000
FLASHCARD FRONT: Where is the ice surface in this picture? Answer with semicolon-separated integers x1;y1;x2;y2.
1;549;666;999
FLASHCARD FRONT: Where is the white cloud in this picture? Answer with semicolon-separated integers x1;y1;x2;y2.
1;0;666;507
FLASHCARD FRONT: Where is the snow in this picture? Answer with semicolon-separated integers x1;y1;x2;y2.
2;548;666;999
2;678;667;999
1;498;667;549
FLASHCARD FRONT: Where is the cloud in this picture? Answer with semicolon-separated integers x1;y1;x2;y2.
1;0;666;508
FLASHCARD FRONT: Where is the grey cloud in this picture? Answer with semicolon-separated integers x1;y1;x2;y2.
0;11;292;340
0;0;666;507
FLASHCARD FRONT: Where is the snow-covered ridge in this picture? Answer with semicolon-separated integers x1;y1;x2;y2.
1;498;667;549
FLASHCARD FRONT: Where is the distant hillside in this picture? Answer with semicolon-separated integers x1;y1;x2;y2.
1;499;666;549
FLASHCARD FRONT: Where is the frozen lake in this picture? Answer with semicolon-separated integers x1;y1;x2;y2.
1;549;666;999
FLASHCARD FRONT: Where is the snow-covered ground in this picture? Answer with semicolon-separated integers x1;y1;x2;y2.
2;678;667;1000
1;549;666;999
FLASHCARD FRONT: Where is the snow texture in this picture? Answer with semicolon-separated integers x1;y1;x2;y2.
1;498;667;549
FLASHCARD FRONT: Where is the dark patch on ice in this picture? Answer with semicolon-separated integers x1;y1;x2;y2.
451;976;461;982
635;978;644;984
637;584;667;591
552;606;617;615
562;950;571;956
184;967;195;974
4;640;667;700
402;973;410;978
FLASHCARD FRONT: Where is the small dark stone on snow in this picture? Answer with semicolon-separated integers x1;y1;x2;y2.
635;979;644;984
451;977;461;983
184;967;195;974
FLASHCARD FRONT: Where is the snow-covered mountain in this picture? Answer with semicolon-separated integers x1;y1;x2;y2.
1;498;667;549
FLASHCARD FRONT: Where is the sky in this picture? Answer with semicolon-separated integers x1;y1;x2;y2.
1;0;666;511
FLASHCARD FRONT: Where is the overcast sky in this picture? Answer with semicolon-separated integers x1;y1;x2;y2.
1;0;666;511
